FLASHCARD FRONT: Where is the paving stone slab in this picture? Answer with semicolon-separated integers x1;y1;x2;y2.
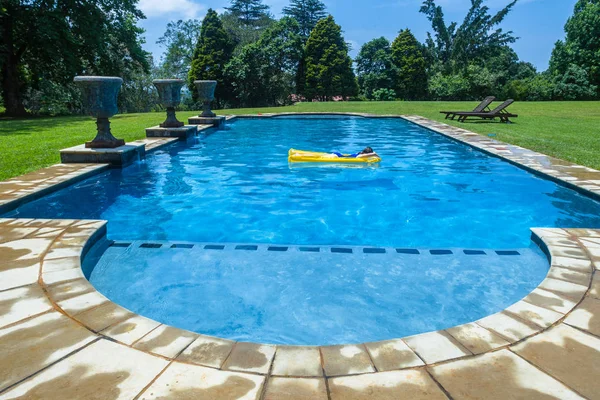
329;369;449;400
321;345;375;377
403;331;471;364
0;285;53;329
222;342;276;375
133;324;198;358
177;335;236;369
476;312;540;342
100;315;161;346
445;322;510;355
271;346;323;377
429;349;584;399
0;339;168;400
137;361;264;400
564;297;600;336
364;339;424;371
263;377;328;400
0;311;96;391
512;324;600;399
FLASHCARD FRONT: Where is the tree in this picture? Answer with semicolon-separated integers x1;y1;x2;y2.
225;17;303;107
355;38;396;100
188;9;235;105
282;0;327;39
391;29;428;100
549;0;600;97
156;19;202;79
302;16;358;101
553;64;597;100
0;0;149;117
420;0;518;71
225;0;272;28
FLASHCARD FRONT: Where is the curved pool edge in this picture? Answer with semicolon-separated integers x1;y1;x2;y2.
1;217;598;398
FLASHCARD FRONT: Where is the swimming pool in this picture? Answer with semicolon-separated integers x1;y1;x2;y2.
5;115;600;345
6;116;600;248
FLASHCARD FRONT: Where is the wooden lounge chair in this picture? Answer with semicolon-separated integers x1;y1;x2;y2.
453;99;518;123
440;96;495;120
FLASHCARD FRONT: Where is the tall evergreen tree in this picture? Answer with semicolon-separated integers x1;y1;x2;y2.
0;0;149;117
302;16;358;101
391;29;428;100
549;0;600;97
282;0;327;38
188;9;235;105
225;0;272;28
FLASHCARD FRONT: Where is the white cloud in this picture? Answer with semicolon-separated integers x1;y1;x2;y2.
138;0;206;19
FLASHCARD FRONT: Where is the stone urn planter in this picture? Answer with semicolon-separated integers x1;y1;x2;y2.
154;79;185;128
194;80;217;118
74;76;125;149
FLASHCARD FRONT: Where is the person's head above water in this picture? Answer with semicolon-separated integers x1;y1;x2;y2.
361;147;374;154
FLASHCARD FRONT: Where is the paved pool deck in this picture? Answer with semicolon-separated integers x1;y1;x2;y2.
0;115;599;399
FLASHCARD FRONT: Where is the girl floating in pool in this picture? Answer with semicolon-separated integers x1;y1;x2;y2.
330;147;379;159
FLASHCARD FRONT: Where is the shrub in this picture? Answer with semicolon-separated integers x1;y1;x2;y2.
372;88;397;101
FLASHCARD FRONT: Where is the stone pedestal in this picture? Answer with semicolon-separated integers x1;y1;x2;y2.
145;125;197;140
188;115;226;128
60;143;146;168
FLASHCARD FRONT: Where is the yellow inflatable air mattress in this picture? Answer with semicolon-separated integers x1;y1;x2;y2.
288;149;381;163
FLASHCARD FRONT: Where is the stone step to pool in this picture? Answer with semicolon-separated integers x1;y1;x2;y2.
109;240;526;257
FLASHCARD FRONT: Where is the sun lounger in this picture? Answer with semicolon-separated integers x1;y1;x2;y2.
440;96;495;120
453;99;518;123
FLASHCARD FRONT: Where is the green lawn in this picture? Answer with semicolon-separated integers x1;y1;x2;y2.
1;101;599;181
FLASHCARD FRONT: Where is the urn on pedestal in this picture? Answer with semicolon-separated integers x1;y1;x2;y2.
74;76;125;149
195;80;217;118
154;79;185;128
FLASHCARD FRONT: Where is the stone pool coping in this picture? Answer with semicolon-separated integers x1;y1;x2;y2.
1;114;600;398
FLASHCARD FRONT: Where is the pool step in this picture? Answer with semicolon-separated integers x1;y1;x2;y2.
109;241;523;257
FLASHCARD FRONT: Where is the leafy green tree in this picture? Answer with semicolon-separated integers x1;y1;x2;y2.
302;16;358;101
391;29;428;100
225;17;303;107
156;19;202;79
420;0;517;71
355;37;396;100
553;64;597;100
225;0;272;28
188;9;235;105
549;0;600;97
0;0;149;116
283;0;327;39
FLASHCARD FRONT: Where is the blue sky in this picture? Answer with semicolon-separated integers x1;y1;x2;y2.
137;0;576;71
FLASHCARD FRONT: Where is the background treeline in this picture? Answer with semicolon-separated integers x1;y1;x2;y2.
1;0;598;117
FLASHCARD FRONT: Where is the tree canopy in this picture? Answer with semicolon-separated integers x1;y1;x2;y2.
188;9;235;105
391;29;428;100
420;0;517;70
282;0;327;38
225;0;272;28
355;38;396;100
549;0;600;97
302;16;358;101
0;0;149;116
225;17;303;107
156;19;202;79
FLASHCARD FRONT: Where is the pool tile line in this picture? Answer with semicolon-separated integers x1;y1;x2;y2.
107;240;531;258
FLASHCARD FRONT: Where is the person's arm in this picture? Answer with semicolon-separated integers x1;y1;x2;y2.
356;152;379;158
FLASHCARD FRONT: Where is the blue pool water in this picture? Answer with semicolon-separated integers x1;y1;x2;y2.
87;241;549;345
6;117;600;248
